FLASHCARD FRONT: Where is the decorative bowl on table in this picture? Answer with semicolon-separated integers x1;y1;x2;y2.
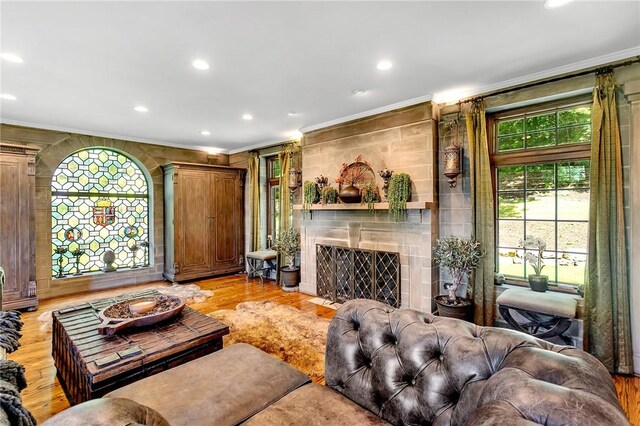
97;295;185;336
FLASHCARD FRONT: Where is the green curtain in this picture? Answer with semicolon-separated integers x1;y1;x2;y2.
466;102;496;326
277;143;293;236
585;72;633;374
247;152;260;252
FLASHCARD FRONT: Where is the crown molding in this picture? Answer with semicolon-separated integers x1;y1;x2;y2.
0;118;227;154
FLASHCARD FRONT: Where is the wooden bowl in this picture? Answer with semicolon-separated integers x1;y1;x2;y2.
97;295;185;336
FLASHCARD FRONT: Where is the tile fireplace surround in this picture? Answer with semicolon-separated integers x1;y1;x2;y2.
300;209;438;313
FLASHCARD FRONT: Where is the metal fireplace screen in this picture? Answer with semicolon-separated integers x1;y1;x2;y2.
316;245;400;308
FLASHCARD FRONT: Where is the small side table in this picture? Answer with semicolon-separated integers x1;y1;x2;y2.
497;288;577;345
246;250;278;285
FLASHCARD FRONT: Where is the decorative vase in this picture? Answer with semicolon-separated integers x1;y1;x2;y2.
338;184;361;203
434;295;473;322
528;275;548;292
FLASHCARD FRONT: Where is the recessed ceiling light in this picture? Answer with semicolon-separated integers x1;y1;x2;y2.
192;59;210;70
377;60;393;71
242;114;254;120
544;0;574;8
1;52;24;63
200;130;211;136
134;105;148;112
287;112;298;116
1;93;17;101
352;89;366;95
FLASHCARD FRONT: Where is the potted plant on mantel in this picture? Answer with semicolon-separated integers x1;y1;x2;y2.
273;227;301;290
433;236;485;321
521;236;548;292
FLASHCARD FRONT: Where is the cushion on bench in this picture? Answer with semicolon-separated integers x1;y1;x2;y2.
107;343;310;426
497;288;577;318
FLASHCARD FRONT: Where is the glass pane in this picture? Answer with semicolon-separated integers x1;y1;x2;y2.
557;253;586;284
526;191;555;220
497;248;525;279
498;166;524;191
526;164;555;189
273;159;281;178
558;107;590;126
558;222;588;253
526;221;556;250
498;192;524;219
498;118;524;136
558;189;589;220
558;125;591;144
498;135;524;151
557;161;590;189
526;130;556;148
498;220;524;247
526;112;556;131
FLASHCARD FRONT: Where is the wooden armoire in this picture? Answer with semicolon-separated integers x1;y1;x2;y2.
162;162;245;282
0;144;38;310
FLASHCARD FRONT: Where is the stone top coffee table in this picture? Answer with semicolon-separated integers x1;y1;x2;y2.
52;289;228;405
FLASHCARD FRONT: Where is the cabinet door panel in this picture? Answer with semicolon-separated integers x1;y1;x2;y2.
177;170;212;273
212;172;238;267
0;156;26;302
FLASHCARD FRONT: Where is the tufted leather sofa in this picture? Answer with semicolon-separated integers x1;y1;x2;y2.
326;299;629;425
44;299;629;425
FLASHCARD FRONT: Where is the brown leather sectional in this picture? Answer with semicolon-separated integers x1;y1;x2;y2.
43;299;630;425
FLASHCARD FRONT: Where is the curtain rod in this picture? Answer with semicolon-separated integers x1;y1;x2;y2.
461;56;640;105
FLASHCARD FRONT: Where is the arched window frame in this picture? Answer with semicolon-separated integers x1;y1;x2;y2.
50;147;152;277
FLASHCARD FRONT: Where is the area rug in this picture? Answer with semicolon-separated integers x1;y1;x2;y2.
37;284;213;333
208;301;330;382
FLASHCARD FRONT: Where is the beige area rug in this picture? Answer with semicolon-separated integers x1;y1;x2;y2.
208;301;330;382
37;284;213;333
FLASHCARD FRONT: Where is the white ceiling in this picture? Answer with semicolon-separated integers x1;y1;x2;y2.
1;1;639;154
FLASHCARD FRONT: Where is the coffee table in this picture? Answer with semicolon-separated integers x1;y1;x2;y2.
51;289;228;405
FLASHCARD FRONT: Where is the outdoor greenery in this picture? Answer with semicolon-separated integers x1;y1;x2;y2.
388;173;411;222
320;186;338;205
496;159;589;285
360;182;381;212
272;227;300;269
497;106;591;151
433;236;485;302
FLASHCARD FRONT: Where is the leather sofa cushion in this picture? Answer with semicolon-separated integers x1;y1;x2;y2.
107;343;310;426
41;397;170;426
243;383;390;425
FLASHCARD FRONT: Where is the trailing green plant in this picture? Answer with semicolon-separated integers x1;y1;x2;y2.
360;182;381;212
303;181;318;211
387;173;411;222
272;227;301;269
433;236;485;302
320;186;338;205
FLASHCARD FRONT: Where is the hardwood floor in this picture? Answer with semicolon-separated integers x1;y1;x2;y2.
7;274;639;424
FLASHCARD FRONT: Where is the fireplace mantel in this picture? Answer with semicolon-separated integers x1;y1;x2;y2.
293;201;434;211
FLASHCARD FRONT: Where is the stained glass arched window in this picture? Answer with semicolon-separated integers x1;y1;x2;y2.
51;148;150;277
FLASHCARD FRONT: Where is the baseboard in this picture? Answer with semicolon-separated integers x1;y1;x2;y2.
634;353;640;376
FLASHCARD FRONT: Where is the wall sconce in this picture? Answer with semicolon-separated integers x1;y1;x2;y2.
444;145;463;188
443;116;463;188
288;167;302;190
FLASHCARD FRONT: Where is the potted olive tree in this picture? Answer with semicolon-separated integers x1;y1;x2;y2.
433;236;484;321
273;227;301;289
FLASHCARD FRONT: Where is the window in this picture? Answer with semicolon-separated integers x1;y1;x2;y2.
51;148;150;276
492;97;591;286
266;155;280;242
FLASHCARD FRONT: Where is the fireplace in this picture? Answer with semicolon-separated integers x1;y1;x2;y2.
316;244;400;307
